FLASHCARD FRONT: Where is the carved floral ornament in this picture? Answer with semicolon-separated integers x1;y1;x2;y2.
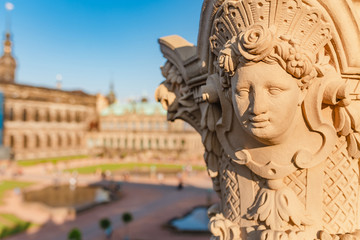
156;0;360;239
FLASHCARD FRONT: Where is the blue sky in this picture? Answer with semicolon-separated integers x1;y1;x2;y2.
3;0;203;101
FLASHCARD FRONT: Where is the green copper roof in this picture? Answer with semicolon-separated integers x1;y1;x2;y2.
101;101;167;116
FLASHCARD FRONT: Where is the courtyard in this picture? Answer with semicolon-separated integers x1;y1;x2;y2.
0;156;215;239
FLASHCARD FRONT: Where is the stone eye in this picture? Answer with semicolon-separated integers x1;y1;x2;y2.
268;87;282;95
236;88;249;98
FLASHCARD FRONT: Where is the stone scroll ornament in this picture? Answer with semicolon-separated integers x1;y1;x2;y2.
155;0;360;239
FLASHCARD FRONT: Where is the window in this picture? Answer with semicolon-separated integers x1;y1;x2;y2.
36;135;40;148
23;135;28;148
148;139;152;149
140;139;144;149
9;135;14;148
77;135;81;146
156;139;159;149
8;108;13;121
68;135;72;146
47;135;52;147
22;109;27;121
35;110;39;122
58;135;62;147
66;111;71;122
46;111;51;122
75;112;81;122
56;111;61;122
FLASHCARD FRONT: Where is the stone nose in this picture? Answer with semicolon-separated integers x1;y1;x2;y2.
249;91;268;116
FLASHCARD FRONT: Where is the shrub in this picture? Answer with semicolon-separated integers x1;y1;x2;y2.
68;228;82;240
122;212;133;224
99;218;111;230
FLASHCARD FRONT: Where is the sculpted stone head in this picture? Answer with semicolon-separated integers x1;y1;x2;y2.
216;24;322;144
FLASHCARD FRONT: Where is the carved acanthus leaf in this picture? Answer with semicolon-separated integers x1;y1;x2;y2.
209;213;241;240
334;104;360;158
247;187;313;230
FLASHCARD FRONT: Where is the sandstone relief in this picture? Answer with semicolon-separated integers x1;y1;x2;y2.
155;0;360;239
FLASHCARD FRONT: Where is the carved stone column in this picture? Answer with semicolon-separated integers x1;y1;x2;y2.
156;0;360;239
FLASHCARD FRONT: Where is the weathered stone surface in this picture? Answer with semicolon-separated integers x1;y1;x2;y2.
156;0;360;239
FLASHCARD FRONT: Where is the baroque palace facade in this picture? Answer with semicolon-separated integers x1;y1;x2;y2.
0;32;98;160
86;99;203;156
0;32;202;160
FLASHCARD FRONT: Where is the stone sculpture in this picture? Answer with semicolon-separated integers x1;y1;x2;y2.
155;0;360;239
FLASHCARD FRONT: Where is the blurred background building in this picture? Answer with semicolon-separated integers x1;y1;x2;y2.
0;31;202;161
86;97;203;157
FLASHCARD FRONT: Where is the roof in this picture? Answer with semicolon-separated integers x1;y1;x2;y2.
101;101;167;116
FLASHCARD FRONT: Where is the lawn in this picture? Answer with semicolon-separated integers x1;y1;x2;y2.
0;181;36;238
0;213;36;238
17;155;89;167
67;163;206;174
0;180;34;203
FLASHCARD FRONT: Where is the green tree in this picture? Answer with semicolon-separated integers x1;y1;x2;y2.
99;218;111;230
122;212;133;240
68;228;82;240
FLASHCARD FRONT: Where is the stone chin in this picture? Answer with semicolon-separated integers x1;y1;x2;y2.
242;117;300;145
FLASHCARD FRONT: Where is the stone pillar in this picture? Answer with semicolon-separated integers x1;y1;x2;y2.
156;0;360;239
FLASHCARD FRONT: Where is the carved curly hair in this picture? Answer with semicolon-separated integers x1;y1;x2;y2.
217;24;321;91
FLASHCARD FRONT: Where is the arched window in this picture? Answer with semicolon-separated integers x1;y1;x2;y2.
75;112;81;122
77;135;81;146
132;139;136;149
156;139;159;149
140;139;144;149
117;138;120;148
58;135;62;147
56;111;61;122
46;111;51;122
23;135;28;148
34;110;39;122
8;107;14;121
36;135;40;148
22;109;27;121
148;139;152;149
68;135;72;146
124;138;128;148
47;135;52;147
9;135;14;148
66;111;71;122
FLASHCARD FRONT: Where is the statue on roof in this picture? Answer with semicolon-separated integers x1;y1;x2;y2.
156;0;360;239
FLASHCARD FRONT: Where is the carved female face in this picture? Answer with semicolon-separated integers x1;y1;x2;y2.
231;62;304;144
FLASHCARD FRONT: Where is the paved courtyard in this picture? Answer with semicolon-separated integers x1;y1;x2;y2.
0;159;216;240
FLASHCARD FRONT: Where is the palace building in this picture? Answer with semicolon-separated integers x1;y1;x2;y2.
0;32;202;161
0;32;98;160
86;98;203;156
